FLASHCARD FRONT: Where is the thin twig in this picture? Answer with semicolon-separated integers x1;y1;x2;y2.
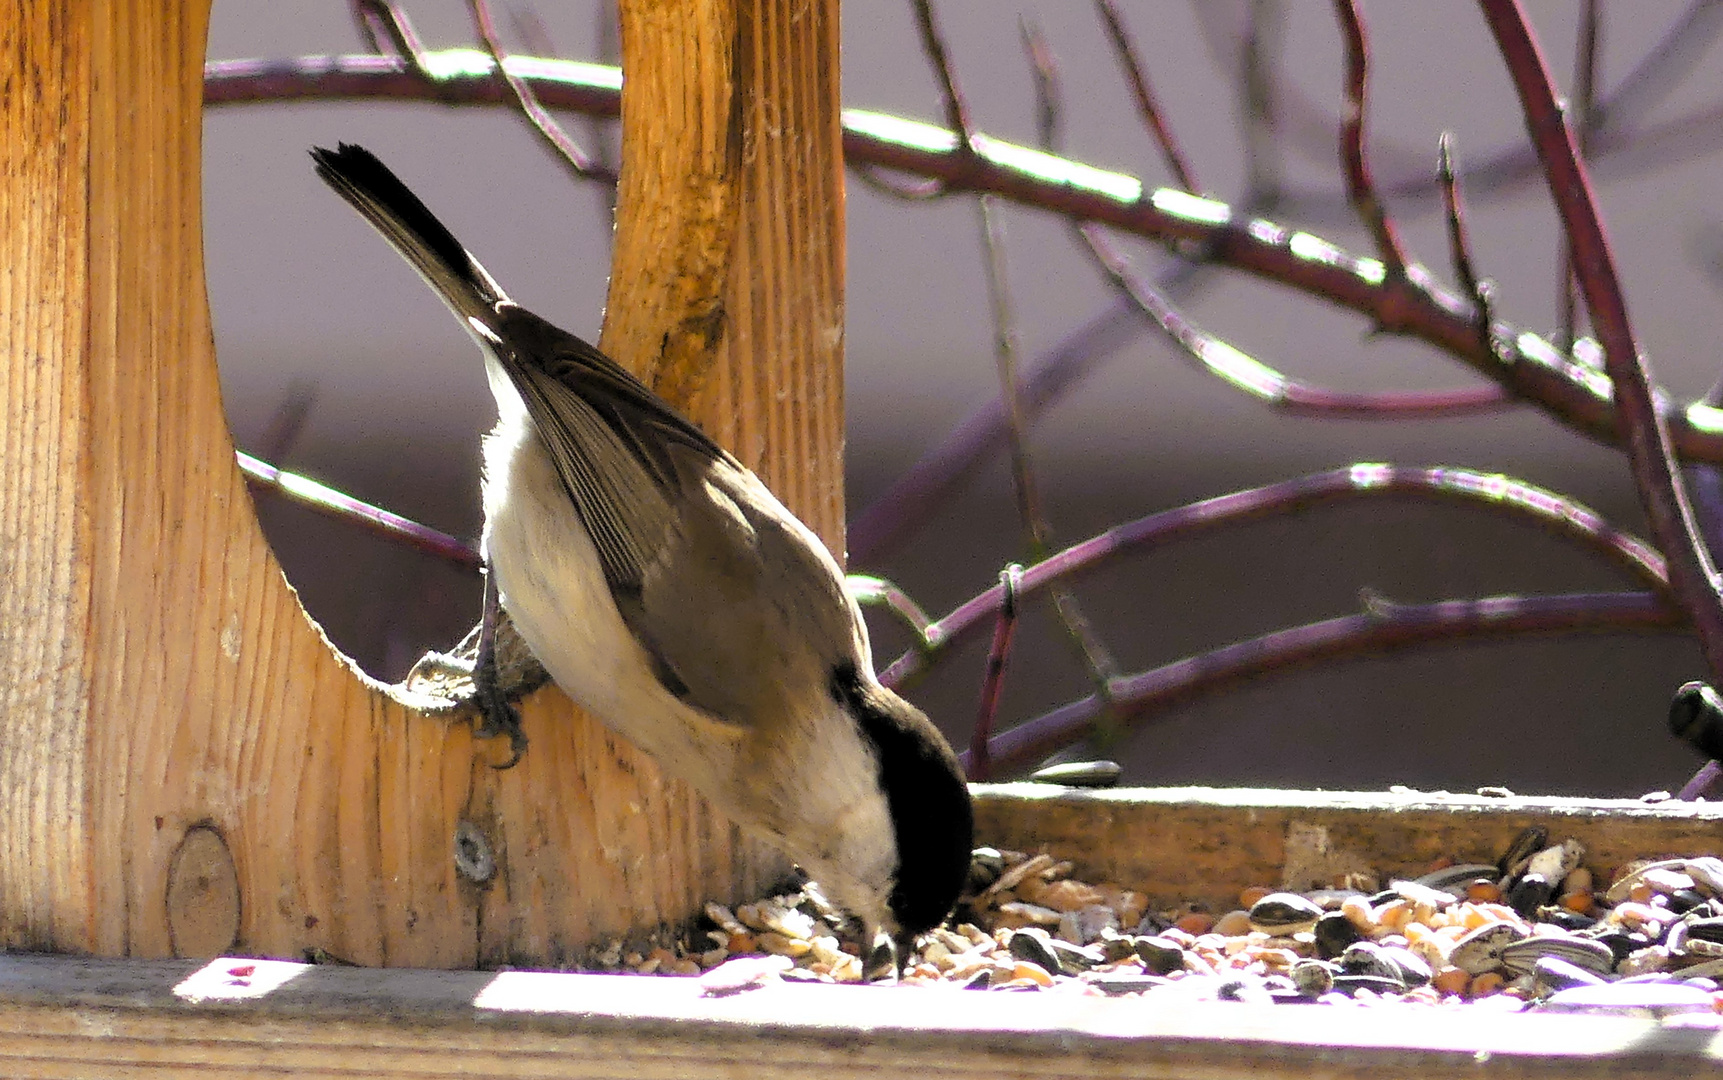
968;564;1024;782
1333;0;1407;276
977;198;1050;555
1026;24;1508;421
966;590;1683;777
1239;0;1286;210
513;2;620;223
468;0;612;182
881;463;1672;689
1588;0;1723;136
1437;132;1499;361
916;0;1124;717
1088;223;1508;418
237;453;481;571
1259;1;1723;213
203;53;1723;466
849;297;1146;564
910;0;973;151
350;0;430;76
1558;0;1601;352
851;164;949;201
846;574;935;649
1093;0;1199;192
1479;0;1723;685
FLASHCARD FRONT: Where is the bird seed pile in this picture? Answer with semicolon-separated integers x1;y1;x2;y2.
594;827;1723;1015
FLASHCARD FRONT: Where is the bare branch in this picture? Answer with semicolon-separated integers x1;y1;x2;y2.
202;54;1723;467
920;4;1124;716
1026;21;1506;422
1557;0;1601;352
849;298;1144;564
968;590;1683;777
847;574;935;647
1093;0;1199;192
968;565;1024;782
350;0;429;76
237;453;481;571
1479;0;1723;684
1436;132;1499;361
467;0;612;181
910;0;974;148
1333;0;1407;276
1592;0;1723;136
1085;223;1509;418
881;464;1671;689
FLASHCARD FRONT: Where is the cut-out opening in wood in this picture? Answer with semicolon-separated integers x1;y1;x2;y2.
0;0;839;968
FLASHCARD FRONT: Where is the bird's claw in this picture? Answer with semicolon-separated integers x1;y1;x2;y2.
472;656;529;770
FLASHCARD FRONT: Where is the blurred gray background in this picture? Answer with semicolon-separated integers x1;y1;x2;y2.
204;2;1723;796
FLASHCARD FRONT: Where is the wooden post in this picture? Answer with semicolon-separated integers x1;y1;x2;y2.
0;0;841;965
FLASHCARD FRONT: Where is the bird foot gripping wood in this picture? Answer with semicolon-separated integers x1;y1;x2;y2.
402;596;549;769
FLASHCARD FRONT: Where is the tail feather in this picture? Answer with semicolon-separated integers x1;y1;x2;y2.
310;143;506;319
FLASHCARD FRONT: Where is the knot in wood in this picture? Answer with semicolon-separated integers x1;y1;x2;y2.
166;825;241;958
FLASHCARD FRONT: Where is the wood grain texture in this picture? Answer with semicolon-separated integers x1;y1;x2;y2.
973;784;1723;908
606;0;847;552
0;0;841;964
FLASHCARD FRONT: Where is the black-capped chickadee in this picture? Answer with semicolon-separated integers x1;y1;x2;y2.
310;144;973;954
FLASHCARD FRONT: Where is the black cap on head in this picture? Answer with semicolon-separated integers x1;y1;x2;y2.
832;664;974;945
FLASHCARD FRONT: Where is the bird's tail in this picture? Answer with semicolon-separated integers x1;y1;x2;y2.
310;143;507;322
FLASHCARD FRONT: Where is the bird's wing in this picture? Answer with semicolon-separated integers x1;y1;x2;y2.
493;308;729;599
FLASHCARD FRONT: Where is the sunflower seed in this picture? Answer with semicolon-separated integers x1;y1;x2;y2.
1500;934;1616;978
1603;858;1689;904
1497;825;1549;878
1450;921;1529;975
1248;892;1324;935
1412;863;1498;893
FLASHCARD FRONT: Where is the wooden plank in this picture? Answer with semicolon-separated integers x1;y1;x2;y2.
0;0;841;965
971;784;1723;907
1;789;1721;1076
0;952;1715;1079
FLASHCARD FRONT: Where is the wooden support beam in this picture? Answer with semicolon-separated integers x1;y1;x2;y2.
0;0;839;964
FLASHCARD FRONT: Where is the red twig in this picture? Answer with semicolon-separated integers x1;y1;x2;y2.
911;0;973;149
1333;0;1407;276
201;55;1723;466
966;590;1683;777
1094;0;1199;192
1478;0;1723;684
881;463;1671;688
1022;23;1506;423
237;453;481;571
350;0;429;76
847;575;934;647
467;0;610;182
1436;132;1499;362
1558;0;1602;351
849;297;1144;564
1091;226;1508;418
968;565;1024;782
922;3;1124;714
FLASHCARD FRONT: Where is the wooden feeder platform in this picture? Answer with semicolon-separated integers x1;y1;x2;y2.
2;785;1722;1077
3;2;1720;1076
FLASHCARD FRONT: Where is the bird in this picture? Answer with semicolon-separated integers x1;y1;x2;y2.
310;143;973;958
